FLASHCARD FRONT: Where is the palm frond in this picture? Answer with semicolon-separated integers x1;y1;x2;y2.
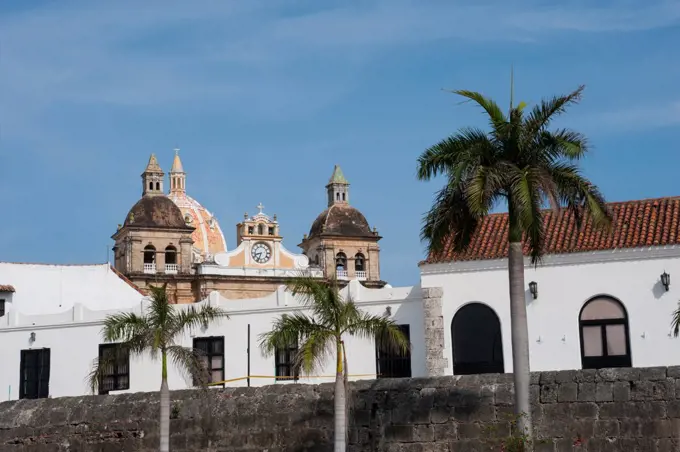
344;311;410;355
508;168;545;263
549;163;613;230
448;89;507;131
166;345;210;387
672;305;680;337
535;128;589;162
416;128;497;181
145;284;174;331
85;344;127;394
101;312;152;343
295;329;337;376
169;304;229;338
464;164;507;217
258;312;326;356
524;85;585;134
285;275;340;328
420;178;483;256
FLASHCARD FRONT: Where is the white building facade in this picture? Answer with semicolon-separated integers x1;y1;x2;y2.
3;196;680;401
0;265;427;402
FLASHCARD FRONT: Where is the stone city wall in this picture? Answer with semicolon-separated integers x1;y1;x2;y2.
2;366;680;451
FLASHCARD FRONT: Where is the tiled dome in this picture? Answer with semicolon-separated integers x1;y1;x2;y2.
167;192;227;259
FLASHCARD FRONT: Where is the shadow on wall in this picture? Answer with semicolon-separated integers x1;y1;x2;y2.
346;378;486;451
652;278;668;300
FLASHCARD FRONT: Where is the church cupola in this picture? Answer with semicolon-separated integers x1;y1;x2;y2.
169;148;186;196
142;153;164;196
326;165;349;207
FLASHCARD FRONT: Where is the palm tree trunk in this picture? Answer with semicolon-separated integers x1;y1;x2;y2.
342;341;349;446
334;340;347;452
160;350;170;452
508;241;533;442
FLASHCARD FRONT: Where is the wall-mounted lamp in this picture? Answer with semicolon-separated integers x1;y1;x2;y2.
528;281;538;299
29;332;36;343
661;271;671;291
384;306;392;317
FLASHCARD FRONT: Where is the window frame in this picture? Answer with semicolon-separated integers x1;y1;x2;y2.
98;343;131;395
375;324;412;379
579;296;632;369
19;348;51;399
193;336;225;388
274;341;300;382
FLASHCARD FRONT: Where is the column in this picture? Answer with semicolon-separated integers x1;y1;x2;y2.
421;287;448;376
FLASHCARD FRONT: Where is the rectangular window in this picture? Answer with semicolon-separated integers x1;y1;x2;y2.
268;227;275;236
98;344;130;394
0;299;4;317
193;336;225;387
247;226;254;234
275;342;299;382
376;324;412;379
19;348;50;399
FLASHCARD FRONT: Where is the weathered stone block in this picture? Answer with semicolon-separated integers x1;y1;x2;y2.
540;384;558;403
457;423;482;439
571;402;598;419
557;383;578;402
578;382;596;401
612;381;631;402
595;382;614;402
432;422;457;441
667;366;680;378
413;424;434;442
640;367;668;381
495;384;514;405
385;425;414;443
594;419;620;437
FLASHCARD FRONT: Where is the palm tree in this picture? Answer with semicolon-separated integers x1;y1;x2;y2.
416;85;611;439
87;284;228;452
259;275;410;452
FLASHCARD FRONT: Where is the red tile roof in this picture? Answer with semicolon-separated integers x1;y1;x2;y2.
109;265;146;295
0;285;16;292
423;196;680;264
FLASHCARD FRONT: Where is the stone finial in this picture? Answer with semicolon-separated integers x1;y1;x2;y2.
328;165;349;185
144;153;163;173
170;148;184;173
244;212;248;219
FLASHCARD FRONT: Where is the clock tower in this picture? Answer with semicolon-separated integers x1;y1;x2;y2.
235;203;281;267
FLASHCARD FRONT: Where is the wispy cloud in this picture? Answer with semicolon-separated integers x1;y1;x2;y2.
586;100;680;132
1;0;679;149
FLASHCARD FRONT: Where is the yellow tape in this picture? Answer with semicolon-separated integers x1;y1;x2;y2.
207;373;377;386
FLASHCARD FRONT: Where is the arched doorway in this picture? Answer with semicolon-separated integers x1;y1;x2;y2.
452;303;504;375
579;296;632;369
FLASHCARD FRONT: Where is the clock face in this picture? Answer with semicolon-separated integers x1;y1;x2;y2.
251;242;271;264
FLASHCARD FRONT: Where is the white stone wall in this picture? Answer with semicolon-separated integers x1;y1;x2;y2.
420;247;680;374
0;263;144;315
0;281;426;402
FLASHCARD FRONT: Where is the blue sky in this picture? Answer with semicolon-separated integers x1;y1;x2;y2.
1;0;679;286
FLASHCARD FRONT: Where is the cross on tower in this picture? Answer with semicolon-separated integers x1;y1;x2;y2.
257;202;265;214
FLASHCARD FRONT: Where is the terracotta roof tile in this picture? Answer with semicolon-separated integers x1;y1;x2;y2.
109;265;145;295
0;284;15;292
423;196;680;264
